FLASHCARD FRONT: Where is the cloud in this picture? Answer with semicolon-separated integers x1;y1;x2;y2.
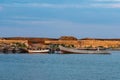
1;3;120;9
13;16;41;19
0;3;83;8
0;19;85;29
92;3;120;8
1;20;56;25
1;19;116;28
0;19;72;25
0;6;3;11
95;0;120;2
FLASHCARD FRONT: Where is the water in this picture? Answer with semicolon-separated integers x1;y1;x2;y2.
0;52;120;80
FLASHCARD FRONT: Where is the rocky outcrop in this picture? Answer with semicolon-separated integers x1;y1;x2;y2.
1;36;120;49
59;36;77;40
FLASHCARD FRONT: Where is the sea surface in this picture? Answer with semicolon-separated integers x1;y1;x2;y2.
0;51;120;80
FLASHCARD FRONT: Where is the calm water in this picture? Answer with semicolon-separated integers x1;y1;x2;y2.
0;51;120;80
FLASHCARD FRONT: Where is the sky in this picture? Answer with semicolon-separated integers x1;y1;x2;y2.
0;0;120;38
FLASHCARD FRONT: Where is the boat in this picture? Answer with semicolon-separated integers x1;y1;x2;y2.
59;46;110;54
28;49;49;53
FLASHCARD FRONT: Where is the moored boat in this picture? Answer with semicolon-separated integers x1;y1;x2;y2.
28;49;49;53
59;46;110;54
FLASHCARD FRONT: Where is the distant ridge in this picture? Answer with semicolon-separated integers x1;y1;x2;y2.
80;37;120;41
1;36;120;49
1;36;120;41
3;37;58;40
2;37;58;44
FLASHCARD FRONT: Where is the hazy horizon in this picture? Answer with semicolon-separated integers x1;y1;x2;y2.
0;0;120;38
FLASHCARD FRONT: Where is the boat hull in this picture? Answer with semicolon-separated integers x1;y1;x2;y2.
59;46;110;54
28;50;49;53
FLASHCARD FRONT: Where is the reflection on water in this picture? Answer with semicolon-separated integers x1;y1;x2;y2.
0;52;120;80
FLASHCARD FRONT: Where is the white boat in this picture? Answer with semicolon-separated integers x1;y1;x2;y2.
28;49;49;53
59;46;110;54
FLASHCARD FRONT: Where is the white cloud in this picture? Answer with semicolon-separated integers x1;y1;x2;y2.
96;0;120;2
0;6;3;11
0;3;83;8
1;20;56;25
92;3;120;8
1;19;71;25
1;3;120;9
13;16;41;19
0;19;83;28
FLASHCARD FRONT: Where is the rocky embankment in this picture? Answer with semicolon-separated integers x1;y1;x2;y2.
0;36;120;53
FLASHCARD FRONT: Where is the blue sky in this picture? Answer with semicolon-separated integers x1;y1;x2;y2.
0;0;120;38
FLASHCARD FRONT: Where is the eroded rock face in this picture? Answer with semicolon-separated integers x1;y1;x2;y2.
1;37;120;49
59;36;77;40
